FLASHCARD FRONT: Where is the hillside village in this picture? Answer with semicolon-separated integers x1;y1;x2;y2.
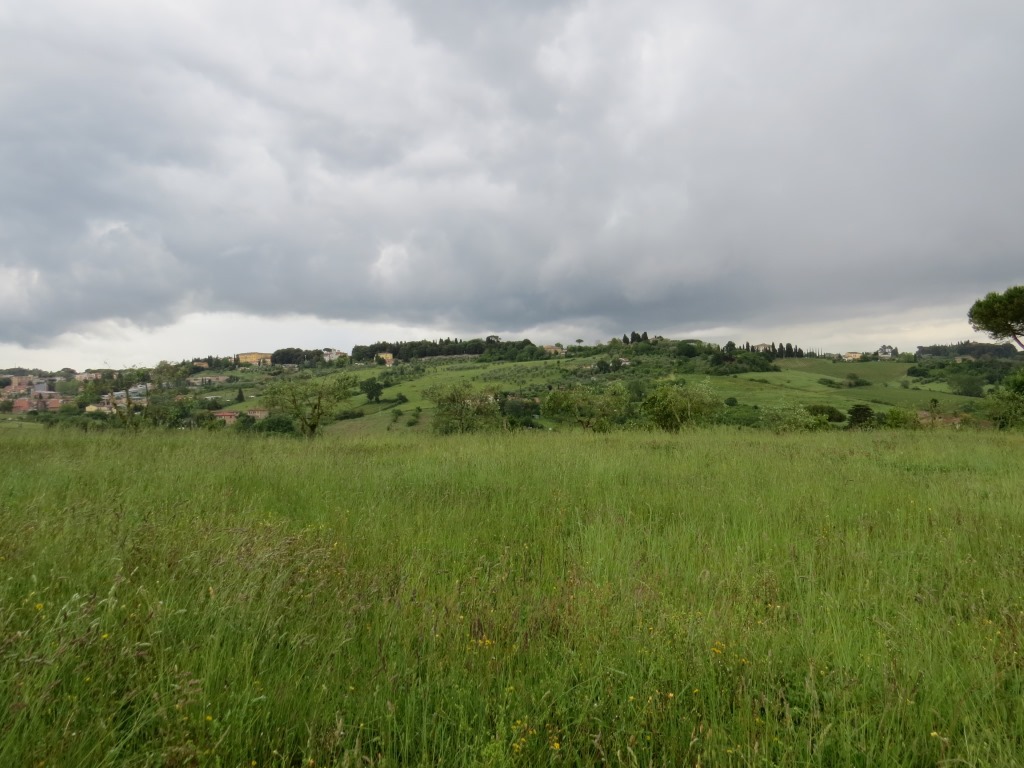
3;335;1021;434
0;340;891;410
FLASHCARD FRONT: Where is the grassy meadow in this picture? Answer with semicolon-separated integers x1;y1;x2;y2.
2;428;1023;766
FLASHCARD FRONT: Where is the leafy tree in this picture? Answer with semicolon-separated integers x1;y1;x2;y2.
626;379;645;402
969;285;1024;351
805;404;845;422
142;390;193;428
150;360;190;390
543;384;629;431
232;413;256;432
271;348;300;365
705;351;779;376
0;399;12;413
0;377;11;389
425;383;502;434
846;404;875;429
880;407;921;429
987;369;1024;428
498;395;541;429
947;374;985;398
916;340;1019;359
235;387;246;403
642;381;722;432
263;374;356;438
360;377;384;403
675;342;698;358
759;404;827;432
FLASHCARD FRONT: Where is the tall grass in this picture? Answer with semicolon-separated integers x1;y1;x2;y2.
1;429;1022;766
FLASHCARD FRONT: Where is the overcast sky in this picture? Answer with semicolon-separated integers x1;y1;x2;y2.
2;0;1022;370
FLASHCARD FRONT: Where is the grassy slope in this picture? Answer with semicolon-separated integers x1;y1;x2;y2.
325;355;982;436
730;359;972;412
1;428;1022;766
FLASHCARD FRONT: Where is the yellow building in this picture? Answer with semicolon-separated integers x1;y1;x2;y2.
236;352;272;366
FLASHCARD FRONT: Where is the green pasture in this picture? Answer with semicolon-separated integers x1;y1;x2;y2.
314;355;982;435
1;428;1022;766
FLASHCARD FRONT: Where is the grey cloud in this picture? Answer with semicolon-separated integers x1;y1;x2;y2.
2;0;1023;348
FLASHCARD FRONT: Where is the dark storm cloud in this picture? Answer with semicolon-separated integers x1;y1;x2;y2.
2;0;1023;347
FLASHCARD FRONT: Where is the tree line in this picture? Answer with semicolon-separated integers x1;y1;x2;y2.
351;336;549;363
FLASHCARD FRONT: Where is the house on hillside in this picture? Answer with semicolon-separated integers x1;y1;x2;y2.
6;376;33;391
323;348;347;363
877;345;896;359
213;411;239;425
104;385;149;405
12;395;69;413
235;352;272;366
188;375;231;386
752;343;773;353
842;352;863;362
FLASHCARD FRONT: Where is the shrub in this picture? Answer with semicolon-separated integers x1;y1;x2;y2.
642;380;722;432
880;407;921;429
426;384;502;434
759;405;828;432
948;374;985;398
847;404;876;428
805;404;846;422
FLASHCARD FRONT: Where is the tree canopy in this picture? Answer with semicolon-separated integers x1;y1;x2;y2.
987;369;1024;429
642;381;722;432
359;377;384;403
262;374;356;437
424;383;502;434
969;286;1024;352
543;384;630;431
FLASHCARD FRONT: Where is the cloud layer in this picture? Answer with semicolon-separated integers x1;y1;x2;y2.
3;0;1023;356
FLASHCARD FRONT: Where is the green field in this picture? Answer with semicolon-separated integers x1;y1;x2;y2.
307;356;982;437
2;428;1022;766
